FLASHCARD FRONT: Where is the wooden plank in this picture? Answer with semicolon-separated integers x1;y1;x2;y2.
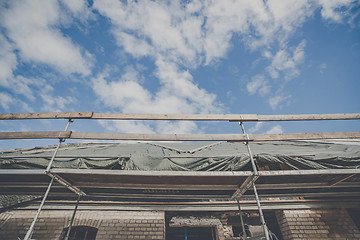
1;131;359;141
251;132;360;141
92;113;258;121
232;175;258;199
31;198;354;205
0;155;129;159
0;112;93;120
0;131;71;139
2;178;357;190
1;112;359;121
21;200;360;211
69;132;250;141
70;182;238;190
329;174;356;186
0;169;46;175
22;199;360;211
51;168;360;177
52;169;252;177
244;192;360;198
256;113;360;122
83;193;231;199
258;169;360;176
255;182;360;189
47;172;86;196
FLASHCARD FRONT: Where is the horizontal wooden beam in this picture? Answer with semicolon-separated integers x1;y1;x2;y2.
1;112;359;121
0;155;129;159
0;112;93;120
0;131;71;139
92;113;259;121
23;199;359;211
250;132;360;141
4;181;357;191
0;131;359;141
2;168;358;177
254;113;360;122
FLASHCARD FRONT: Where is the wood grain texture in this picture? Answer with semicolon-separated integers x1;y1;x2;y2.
0;112;93;120
1;131;360;141
1;112;359;121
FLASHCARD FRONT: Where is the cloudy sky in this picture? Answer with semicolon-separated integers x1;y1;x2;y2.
0;0;359;150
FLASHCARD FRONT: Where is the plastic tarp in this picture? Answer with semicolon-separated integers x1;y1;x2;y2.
1;141;360;171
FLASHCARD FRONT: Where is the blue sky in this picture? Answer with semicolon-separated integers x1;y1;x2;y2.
0;0;359;150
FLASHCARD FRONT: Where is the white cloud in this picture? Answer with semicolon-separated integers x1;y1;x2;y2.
267;40;306;80
62;0;87;15
155;60;219;114
91;64;219;115
248;122;264;134
0;0;94;115
0;92;13;110
241;1;314;49
0;92;33;112
0;73;75;112
247;74;270;96
1;0;92;76
94;0;203;66
318;0;356;22
91;64;220;133
266;125;284;134
93;0;357;116
268;95;290;110
92;0;358;133
0;35;17;87
115;32;152;58
98;120;155;134
40;91;75;112
92;69;152;113
156;121;199;134
11;76;40;101
92;0;221;134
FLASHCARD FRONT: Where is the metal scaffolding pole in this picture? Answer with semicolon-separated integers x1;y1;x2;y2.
46;119;73;173
65;195;81;240
236;198;247;239
24;118;73;240
239;122;270;240
23;177;54;240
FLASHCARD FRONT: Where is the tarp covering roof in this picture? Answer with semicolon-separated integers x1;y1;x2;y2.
1;141;360;171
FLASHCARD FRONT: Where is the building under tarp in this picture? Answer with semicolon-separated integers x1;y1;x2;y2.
0;112;360;240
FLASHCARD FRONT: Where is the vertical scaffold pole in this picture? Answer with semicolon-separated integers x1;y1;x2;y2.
236;198;247;239
46;118;73;172
24;118;73;240
239;122;270;240
65;195;81;240
23;177;54;240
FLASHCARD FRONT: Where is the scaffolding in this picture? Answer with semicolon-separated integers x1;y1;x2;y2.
0;112;360;240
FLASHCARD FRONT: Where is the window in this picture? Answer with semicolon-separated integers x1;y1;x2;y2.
60;226;98;240
166;227;217;240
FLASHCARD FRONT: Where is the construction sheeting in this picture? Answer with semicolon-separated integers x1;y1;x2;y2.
0;141;359;171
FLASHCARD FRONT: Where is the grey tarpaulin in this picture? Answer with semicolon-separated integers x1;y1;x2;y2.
1;141;359;171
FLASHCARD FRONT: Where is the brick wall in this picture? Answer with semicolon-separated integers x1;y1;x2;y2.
276;209;360;239
0;210;165;240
